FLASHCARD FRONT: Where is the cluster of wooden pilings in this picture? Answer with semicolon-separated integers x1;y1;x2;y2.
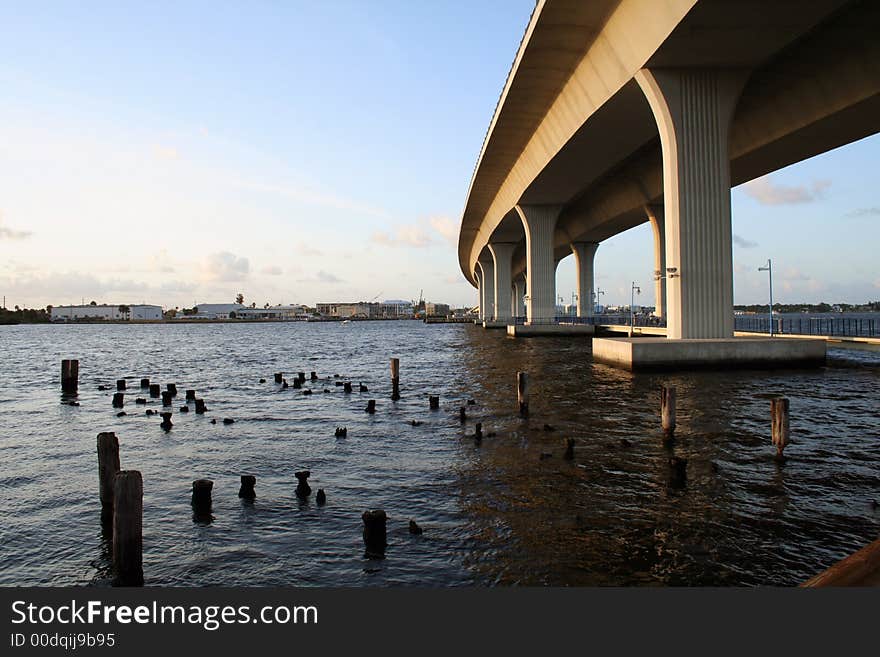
514;372;793;484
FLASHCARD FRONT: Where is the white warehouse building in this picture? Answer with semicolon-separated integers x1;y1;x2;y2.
51;304;164;321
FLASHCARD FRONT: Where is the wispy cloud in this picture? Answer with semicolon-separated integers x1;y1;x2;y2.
371;216;460;249
733;234;758;249
201;251;250;282
428;216;459;247
260;265;283;276
742;176;831;205
235;179;389;219
298;270;343;284
845;207;880;218
0;213;32;240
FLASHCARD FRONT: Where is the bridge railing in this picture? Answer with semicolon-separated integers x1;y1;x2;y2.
734;316;878;338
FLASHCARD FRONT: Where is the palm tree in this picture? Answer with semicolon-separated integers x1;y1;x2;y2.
118;304;131;320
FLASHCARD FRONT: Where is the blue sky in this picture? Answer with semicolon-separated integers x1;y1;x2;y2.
1;1;877;310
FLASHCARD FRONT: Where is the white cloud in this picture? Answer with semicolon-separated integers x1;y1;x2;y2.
0;212;32;240
201;252;250;282
845;207;880;218
428;216;459;247
733;234;758;249
297;270;343;284
741;176;831;205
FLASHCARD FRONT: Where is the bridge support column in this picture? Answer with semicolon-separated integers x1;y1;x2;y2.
645;205;666;320
477;257;495;324
513;275;525;319
474;269;483;320
570;242;598;318
636;68;749;339
488;242;516;322
515;204;561;324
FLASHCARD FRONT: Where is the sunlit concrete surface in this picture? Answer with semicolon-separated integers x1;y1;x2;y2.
507;324;595;337
592;336;827;371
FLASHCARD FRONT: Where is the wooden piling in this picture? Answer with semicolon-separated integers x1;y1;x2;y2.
185;389;196;401
61;359;79;393
459;407;466;423
192;479;213;509
112;470;143;586
97;432;120;516
166;383;177;397
274;372;283;384
239;475;256;499
661;386;676;437
771;397;790;461
365;399;376;414
390;357;400;400
116;379;126;391
294;470;311;498
140;378;150;388
563;438;575;460
362;509;387;556
475;422;483;442
429;395;440;410
343;381;352;393
112;392;125;408
149;384;160;398
517;371;529;417
159;412;173;430
310;371;318;381
161;391;173;406
668;456;687;488
194;399;207;414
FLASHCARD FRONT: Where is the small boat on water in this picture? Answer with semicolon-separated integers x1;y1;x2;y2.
341;319;351;325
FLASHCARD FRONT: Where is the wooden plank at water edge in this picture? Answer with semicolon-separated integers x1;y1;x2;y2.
801;537;880;587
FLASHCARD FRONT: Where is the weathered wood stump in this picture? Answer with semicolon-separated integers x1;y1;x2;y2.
140;378;150;388
429;395;440;410
97;432;120;520
475;422;483;442
362;509;387;556
112;470;143;586
159;412;173;430
194;399;207;414
185;389;196;401
517;371;529;417
166;383;177;397
239;475;256;499
459;406;466;423
365;399;376;414
149;383;161;398
661;386;676;438
343;381;352;393
310;371;318;381
294;470;311;498
192;479;213;510
316;489;326;505
274;372;283;384
112;392;125;408
61;359;79;393
771;397;790;461
563;438;575;460
668;456;687;488
390;357;400;400
116;379;126;391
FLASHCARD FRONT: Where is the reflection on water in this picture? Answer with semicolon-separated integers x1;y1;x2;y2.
0;321;878;586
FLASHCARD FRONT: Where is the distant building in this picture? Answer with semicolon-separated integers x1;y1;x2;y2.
378;299;413;317
190;303;246;319
425;302;450;316
316;302;378;318
51;304;163;321
237;304;307;320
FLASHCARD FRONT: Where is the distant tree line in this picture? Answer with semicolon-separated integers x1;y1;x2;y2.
0;306;51;324
735;301;880;313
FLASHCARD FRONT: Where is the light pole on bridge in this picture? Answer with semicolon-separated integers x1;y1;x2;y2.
758;259;774;337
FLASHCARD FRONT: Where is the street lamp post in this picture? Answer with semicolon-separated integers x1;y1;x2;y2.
758;259;774;337
629;282;641;337
596;287;605;314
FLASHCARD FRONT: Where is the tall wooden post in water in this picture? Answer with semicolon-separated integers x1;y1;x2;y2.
390;357;400;400
61;359;79;393
97;432;120;520
771;397;790;461
661;386;676;438
113;470;143;586
517;372;529;417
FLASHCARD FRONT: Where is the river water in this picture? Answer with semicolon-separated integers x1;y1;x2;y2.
1;321;878;586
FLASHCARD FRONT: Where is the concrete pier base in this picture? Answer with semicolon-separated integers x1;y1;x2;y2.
483;320;509;329
507;324;595;337
592;336;826;371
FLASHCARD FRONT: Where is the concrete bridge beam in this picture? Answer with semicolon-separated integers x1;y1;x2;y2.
636;68;749;339
570;241;599;318
488;242;517;322
515;204;562;324
645;204;667;320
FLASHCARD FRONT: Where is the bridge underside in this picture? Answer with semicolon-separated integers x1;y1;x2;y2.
459;0;878;367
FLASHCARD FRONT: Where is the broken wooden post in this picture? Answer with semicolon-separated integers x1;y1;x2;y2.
661;386;676;438
390;357;400;400
293;378;302;389
297;372;306;383
316;489;326;505
294;471;311;498
517;371;529;417
475;422;483;442
343;381;352;393
140;378;150;388
185;389;196;401
166;383;177;397
563;438;575;460
238;475;256;500
459;406;466;423
362;509;387;556
771;397;790;461
274;372;283;384
112;392;125;408
429;395;439;410
61;359;79;393
159;412;173;430
310;371;318;381
149;383;160;398
194;399;207;414
116;379;126;391
161;391;173;406
365;399;376;414
113;470;143;586
97;432;120;520
668;456;687;488
192;479;213;511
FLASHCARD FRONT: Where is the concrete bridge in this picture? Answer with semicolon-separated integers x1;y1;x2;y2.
457;0;879;368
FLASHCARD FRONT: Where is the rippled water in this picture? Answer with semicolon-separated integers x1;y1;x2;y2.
1;322;878;586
